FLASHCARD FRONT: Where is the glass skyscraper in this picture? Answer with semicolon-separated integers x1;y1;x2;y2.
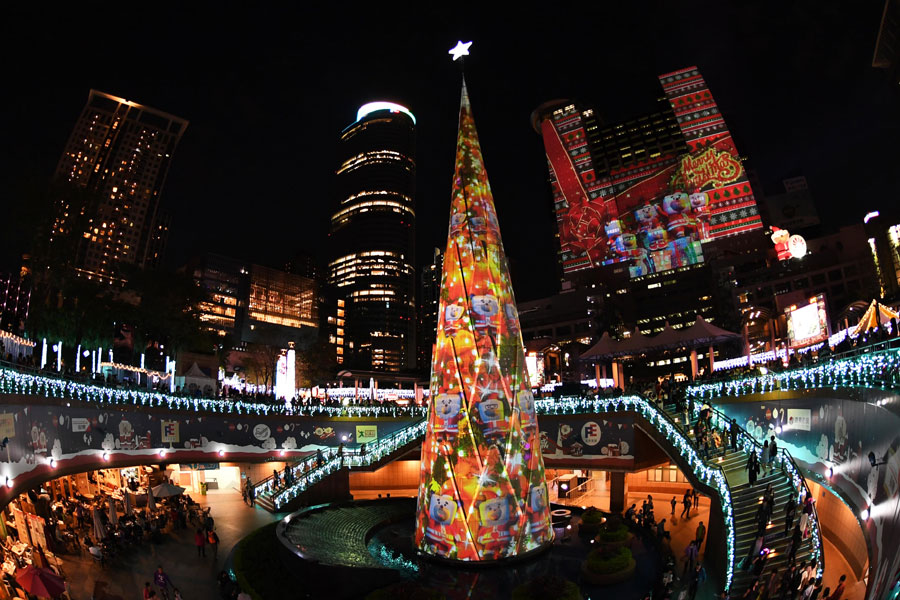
328;102;416;371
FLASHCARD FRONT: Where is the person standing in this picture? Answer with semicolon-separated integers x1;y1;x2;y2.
762;441;770;475
769;435;779;473
787;524;802;564
671;496;677;516
207;528;220;559
695;521;706;547
194;528;206;557
683;540;699;579
153;566;173;599
749;453;760;487
693;492;701;515
730;419;739;453
784;500;797;536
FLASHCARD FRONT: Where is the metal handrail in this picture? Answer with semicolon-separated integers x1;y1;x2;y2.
270;418;428;510
688;398;825;578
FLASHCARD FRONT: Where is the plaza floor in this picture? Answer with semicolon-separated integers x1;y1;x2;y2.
57;489;284;600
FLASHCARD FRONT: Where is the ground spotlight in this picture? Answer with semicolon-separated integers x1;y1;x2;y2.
279;449;286;457
158;448;167;458
48;458;56;468
102;451;109;461
218;449;226;457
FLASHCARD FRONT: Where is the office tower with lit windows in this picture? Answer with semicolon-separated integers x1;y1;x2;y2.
328;102;416;371
48;90;188;285
416;247;442;373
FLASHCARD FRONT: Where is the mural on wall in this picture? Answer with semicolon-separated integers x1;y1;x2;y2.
0;402;417;482
538;415;635;466
716;394;900;600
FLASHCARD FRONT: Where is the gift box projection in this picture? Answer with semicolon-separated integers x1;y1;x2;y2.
414;79;553;561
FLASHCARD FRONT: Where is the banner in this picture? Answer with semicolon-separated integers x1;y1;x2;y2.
0;414;14;439
71;418;90;433
356;425;377;444
787;408;811;432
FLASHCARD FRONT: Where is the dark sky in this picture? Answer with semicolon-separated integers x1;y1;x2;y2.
2;2;897;300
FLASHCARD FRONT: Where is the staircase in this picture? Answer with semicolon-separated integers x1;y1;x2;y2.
661;399;817;597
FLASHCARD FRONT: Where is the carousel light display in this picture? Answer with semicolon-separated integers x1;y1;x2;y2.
414;75;553;562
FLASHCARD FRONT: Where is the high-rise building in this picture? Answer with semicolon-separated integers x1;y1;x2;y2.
328;102;416;371
533;66;762;283
0;271;31;336
48;90;188;285
190;253;318;349
417;247;442;373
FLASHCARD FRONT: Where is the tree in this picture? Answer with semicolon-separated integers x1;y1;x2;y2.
295;339;338;387
243;343;280;391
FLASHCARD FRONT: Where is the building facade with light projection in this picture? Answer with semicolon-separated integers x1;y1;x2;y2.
533;66;763;284
328;103;417;372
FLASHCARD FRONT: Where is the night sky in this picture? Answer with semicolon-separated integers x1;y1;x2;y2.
2;3;897;300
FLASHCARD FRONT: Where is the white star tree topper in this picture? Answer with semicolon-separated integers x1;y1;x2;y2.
448;40;472;61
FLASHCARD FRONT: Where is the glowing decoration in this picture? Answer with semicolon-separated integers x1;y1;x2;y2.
414;76;552;562
356;102;416;125
785;294;829;349
448;40;472;61
274;344;296;400
788;234;807;259
864;211;880;224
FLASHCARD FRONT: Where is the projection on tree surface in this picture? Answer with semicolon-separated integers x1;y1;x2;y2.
414;78;552;561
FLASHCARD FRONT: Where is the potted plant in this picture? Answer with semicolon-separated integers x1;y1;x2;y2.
580;545;636;585
578;506;606;535
593;518;633;549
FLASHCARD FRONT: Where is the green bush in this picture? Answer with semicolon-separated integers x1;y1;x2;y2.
584;546;633;574
580;507;605;525
366;582;446;600
512;574;583;600
233;522;290;600
595;520;629;543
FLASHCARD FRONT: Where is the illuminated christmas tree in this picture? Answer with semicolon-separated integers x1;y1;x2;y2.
414;75;552;561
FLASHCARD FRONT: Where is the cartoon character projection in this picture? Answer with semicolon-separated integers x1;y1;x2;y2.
634;203;663;249
434;392;462;434
614;233;650;277
443;304;465;338
415;77;552;562
689;191;710;237
471;295;500;338
662;192;693;239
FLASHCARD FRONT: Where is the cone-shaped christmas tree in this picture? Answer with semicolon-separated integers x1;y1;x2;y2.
414;79;552;561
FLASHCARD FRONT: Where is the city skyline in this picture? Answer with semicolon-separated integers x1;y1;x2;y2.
1;5;898;301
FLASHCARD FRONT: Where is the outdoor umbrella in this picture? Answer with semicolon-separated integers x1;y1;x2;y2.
151;482;186;499
147;486;156;511
91;506;106;541
16;565;66;598
108;496;119;527
122;489;133;515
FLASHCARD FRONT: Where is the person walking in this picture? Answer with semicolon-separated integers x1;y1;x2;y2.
695;521;706;547
194;527;206;557
784;500;797;536
749;453;760;487
787;524;802;564
682;540;699;579
769;435;779;473
153;566;173;600
762;441;770;475
681;490;693;519
730;419;739;453
827;575;846;600
693;492;701;515
207;528;220;559
671;496;677;516
688;563;704;600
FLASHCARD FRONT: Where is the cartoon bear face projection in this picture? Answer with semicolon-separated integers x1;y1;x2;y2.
479;495;510;527
443;304;465;338
469;216;487;234
689;191;708;214
530;485;548;512
449;212;466;236
478;395;504;422
435;393;461;420
634;203;661;231
517;390;535;413
429;493;457;525
471;295;500;336
504;304;520;334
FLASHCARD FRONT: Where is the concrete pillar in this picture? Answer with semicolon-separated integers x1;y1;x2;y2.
617;362;625;389
612;360;620;389
708;345;715;373
602;363;608;380
690;349;699;380
594;363;601;389
609;471;627;514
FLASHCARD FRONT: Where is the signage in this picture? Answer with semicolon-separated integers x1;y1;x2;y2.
0;414;15;439
161;421;180;444
787;408;811;432
356;425;377;444
183;463;219;471
71;418;90;433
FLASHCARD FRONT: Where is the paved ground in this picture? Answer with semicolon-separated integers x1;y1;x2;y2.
55;489;283;600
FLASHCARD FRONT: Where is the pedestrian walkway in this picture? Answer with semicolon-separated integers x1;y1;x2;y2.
56;489;282;599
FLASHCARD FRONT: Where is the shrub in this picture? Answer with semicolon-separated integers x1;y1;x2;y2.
580;507;605;525
595;520;629;543
584;546;633;575
512;574;582;600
